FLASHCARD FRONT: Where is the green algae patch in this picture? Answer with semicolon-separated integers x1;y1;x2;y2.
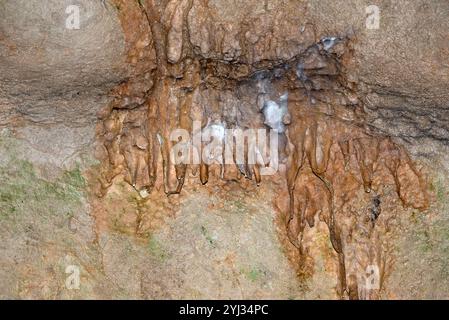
0;132;86;221
147;235;170;262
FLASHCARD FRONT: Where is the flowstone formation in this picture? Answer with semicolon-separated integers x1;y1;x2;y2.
93;0;429;299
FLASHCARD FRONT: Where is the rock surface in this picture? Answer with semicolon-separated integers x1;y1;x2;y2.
0;0;448;299
0;0;128;172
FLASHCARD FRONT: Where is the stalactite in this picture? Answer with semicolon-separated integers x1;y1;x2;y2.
96;0;430;299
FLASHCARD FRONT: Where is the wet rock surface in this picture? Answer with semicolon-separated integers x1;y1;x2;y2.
0;0;448;299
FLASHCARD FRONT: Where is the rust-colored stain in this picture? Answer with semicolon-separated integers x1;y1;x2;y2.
90;0;431;300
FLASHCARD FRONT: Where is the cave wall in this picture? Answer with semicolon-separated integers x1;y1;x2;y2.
0;0;448;299
2;0;448;167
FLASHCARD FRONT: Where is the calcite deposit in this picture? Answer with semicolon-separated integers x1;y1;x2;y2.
92;0;431;299
1;0;448;300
